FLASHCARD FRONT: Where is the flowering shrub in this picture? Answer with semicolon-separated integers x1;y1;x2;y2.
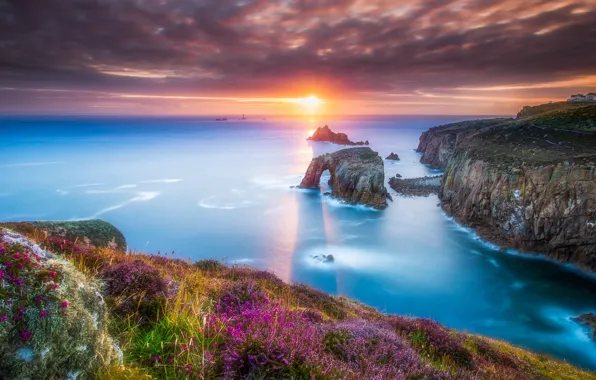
322;320;450;379
0;241;118;379
390;316;475;369
99;260;172;322
194;259;226;272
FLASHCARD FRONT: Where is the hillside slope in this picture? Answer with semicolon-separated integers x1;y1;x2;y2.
1;221;594;379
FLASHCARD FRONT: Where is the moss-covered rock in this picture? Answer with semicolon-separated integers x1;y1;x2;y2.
0;220;126;251
0;232;119;379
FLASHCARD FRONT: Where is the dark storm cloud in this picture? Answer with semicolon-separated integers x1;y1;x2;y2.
0;0;595;97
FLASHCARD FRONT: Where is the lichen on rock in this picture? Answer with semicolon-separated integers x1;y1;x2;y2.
298;147;390;209
0;231;119;379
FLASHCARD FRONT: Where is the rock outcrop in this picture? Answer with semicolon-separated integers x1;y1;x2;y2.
416;104;596;272
308;125;369;146
386;152;400;160
389;175;441;197
0;228;120;379
298;147;390;209
572;313;596;341
0;220;127;251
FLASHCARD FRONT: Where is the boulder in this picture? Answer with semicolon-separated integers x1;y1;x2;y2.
298;147;390;209
0;230;119;379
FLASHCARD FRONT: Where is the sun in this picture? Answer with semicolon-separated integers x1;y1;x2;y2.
295;95;324;114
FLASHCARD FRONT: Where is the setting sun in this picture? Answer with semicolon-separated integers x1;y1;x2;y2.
294;95;324;114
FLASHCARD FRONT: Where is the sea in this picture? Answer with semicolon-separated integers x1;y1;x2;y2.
1;115;596;369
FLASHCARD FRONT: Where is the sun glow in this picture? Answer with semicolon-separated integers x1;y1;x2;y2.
293;95;324;114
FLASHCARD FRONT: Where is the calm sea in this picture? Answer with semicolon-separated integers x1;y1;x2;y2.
1;115;596;369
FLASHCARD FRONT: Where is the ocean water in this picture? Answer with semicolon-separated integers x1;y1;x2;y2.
2;115;596;369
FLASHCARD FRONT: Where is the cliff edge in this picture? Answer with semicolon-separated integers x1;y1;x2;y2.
417;104;596;272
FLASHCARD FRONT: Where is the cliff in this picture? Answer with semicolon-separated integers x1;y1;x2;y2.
308;125;369;145
298;147;390;209
416;119;510;168
1;220;593;379
417;104;596;272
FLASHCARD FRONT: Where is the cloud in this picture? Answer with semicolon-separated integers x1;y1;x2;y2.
0;0;594;113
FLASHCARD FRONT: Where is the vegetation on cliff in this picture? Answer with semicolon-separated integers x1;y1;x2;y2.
1;221;595;379
416;103;596;272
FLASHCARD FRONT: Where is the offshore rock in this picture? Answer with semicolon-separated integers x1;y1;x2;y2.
386;152;400;160
389;175;441;197
308;125;369;146
298;147;390;209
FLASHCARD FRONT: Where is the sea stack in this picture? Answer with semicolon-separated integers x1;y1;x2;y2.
307;125;369;146
298;147;390;209
386;152;400;160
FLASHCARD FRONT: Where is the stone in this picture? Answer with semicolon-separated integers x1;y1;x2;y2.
571;313;596;341
386;152;400;160
298;147;391;209
307;125;368;146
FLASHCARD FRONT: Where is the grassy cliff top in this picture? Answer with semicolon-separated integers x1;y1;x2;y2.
423;103;596;168
1;220;594;379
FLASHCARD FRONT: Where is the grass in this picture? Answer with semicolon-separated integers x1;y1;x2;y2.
2;223;596;379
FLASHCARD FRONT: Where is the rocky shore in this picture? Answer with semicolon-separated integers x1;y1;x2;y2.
416;103;596;272
298;147;390;209
388;175;441;197
308;125;369;146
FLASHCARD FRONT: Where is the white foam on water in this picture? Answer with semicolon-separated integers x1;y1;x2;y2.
76;191;160;219
86;189;120;194
302;245;402;273
140;179;182;184
56;189;69;195
66;183;104;189
322;196;380;212
0;161;64;168
116;184;138;189
198;192;255;210
488;258;500;268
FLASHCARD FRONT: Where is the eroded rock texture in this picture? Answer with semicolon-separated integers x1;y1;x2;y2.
298;147;390;209
417;105;596;272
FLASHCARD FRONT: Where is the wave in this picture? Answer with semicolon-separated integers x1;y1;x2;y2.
73;191;160;220
140;179;182;184
198;194;255;210
0;161;64;168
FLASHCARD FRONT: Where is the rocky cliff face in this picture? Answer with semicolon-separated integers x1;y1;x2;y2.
416;119;508;168
417;107;596;272
298;147;390;209
441;156;596;272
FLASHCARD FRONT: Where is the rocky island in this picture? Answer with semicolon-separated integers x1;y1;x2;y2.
416;102;596;272
308;125;369;146
1;220;593;379
298;147;390;209
386;152;400;160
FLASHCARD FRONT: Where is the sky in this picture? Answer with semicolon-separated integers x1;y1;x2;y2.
0;0;595;116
